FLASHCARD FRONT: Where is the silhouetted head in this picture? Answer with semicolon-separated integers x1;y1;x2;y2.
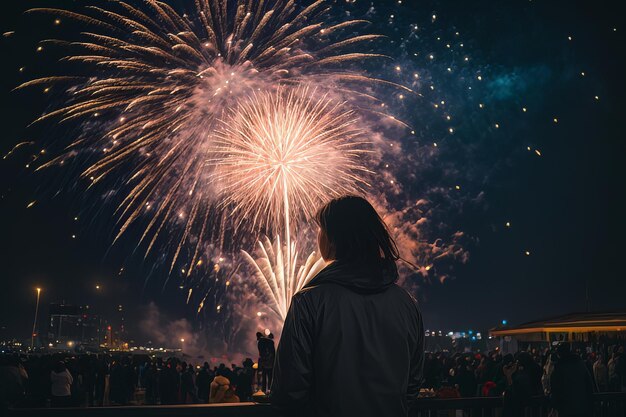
516;351;534;369
502;354;514;367
556;342;571;358
315;196;399;264
54;361;66;373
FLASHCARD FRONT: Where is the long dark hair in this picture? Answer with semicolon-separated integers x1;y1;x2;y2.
315;195;399;263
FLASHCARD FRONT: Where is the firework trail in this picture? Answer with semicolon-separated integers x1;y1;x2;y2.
242;235;326;320
17;0;409;275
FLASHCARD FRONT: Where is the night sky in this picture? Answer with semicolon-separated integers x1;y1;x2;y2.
1;0;625;350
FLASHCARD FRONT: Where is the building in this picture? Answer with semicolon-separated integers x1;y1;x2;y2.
490;311;626;349
48;303;102;349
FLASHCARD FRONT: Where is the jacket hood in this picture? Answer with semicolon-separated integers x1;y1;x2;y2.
305;259;398;293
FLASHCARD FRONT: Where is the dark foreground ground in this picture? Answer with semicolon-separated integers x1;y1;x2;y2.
7;393;626;417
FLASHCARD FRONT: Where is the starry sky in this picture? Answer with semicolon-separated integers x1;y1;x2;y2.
1;0;625;348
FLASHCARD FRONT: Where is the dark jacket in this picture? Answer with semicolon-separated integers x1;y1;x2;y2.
550;353;595;416
271;260;424;417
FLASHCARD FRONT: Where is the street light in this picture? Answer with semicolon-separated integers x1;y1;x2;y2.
180;338;185;354
31;287;41;350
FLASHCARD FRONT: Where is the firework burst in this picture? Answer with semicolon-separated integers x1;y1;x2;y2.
211;85;370;236
17;0;409;274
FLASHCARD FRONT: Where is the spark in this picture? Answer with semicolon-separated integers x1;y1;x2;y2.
3;141;34;160
18;1;408;271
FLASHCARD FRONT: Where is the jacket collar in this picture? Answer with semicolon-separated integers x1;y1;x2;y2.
304;258;398;293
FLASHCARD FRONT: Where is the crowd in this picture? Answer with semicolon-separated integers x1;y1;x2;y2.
421;343;625;414
0;353;259;408
1;338;624;411
0;334;276;409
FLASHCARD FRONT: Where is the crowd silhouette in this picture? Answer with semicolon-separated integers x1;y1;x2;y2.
1;340;624;411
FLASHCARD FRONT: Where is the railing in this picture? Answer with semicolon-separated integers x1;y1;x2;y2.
7;392;626;417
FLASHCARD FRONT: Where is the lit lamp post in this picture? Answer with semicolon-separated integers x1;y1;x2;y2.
31;287;41;350
180;338;185;354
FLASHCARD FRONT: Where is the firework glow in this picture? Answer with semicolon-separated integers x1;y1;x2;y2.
211;86;368;317
211;86;369;236
16;0;406;277
14;0;419;330
242;235;326;320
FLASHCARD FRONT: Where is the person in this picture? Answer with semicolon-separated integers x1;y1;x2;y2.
209;375;239;403
608;346;624;392
94;355;109;406
196;362;212;403
143;361;158;405
271;196;425;417
108;358;135;405
541;350;556;395
180;362;197;403
550;343;595;417
502;352;542;417
159;358;180;405
593;354;609;392
50;361;73;407
80;356;97;407
0;355;29;409
453;356;477;397
236;358;254;401
257;333;275;393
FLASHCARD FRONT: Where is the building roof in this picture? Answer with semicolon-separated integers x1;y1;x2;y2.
490;311;626;336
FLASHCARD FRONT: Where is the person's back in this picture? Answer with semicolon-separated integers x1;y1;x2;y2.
196;365;211;403
271;196;424;417
50;369;72;397
50;362;73;407
0;357;28;408
159;362;180;405
593;356;609;391
550;344;594;417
